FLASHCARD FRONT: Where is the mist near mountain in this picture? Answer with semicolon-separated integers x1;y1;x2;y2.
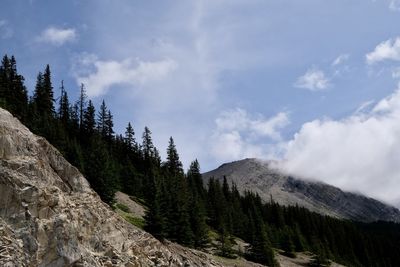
203;158;400;223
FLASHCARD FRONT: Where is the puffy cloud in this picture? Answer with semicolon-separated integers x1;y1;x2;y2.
72;54;178;97
211;109;289;162
37;26;76;46
279;86;400;205
294;67;330;91
366;37;400;64
0;20;13;39
332;54;350;66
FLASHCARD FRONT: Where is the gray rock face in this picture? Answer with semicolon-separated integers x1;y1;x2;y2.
203;158;400;223
0;108;223;267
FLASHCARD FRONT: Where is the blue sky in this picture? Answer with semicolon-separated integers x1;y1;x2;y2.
2;0;400;205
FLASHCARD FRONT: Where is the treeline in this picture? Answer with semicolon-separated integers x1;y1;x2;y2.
209;179;400;266
1;55;400;267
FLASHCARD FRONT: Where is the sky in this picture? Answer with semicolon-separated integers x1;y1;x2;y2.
2;0;400;206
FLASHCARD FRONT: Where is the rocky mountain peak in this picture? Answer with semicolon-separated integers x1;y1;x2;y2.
203;158;400;223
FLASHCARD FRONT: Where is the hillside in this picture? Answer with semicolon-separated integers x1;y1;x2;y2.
0;107;225;266
203;158;400;223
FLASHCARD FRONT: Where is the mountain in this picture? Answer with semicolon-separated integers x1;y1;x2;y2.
0;108;227;266
203;158;400;223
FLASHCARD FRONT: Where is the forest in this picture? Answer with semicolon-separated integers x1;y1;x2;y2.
1;54;400;267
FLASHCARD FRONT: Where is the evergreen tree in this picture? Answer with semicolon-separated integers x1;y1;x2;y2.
187;159;205;199
77;83;87;129
246;206;278;266
0;55;28;120
30;65;56;139
281;227;296;258
69;103;80;134
82;100;96;138
217;227;236;258
58;81;70;125
164;137;193;245
190;197;209;249
293;223;306;252
166;137;183;176
97;100;108;137
84;136;117;204
144;172;166;241
105;110;114;141
142;126;154;161
124;122;137;151
33;64;54;117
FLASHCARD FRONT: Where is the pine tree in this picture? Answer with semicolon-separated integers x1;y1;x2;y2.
164;137;193;245
144;169;166;240
217;227;236;258
69;103;80;134
30;65;56;139
309;242;331;267
124;122;137;151
0;55;28;120
190;197;209;248
77;83;87;130
82;100;96;138
32;65;55;119
84;136;117;204
105;110;114;141
58;81;70;125
142;126;154;161
293;223;306;252
97;100;108;137
281;227;296;258
187;159;205;199
166;137;183;176
246;206;279;266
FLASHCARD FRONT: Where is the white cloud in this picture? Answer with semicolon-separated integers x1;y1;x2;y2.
279;86;400;205
366;37;400;64
332;54;350;66
211;109;289;162
389;0;400;11
73;54;178;97
294;67;330;91
0;20;13;39
37;26;76;46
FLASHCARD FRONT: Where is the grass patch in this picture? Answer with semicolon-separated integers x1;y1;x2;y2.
115;203;130;213
114;202;146;229
123;214;145;229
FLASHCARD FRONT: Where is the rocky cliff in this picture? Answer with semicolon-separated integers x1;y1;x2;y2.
203;158;400;223
0;108;225;267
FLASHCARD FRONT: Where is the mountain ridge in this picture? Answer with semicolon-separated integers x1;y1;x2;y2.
203;158;400;223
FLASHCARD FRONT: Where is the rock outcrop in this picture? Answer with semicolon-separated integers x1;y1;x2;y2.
0;108;223;266
203;158;400;223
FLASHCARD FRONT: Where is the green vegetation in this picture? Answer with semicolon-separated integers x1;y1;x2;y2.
2;54;400;266
114;203;145;229
123;214;146;229
115;203;130;213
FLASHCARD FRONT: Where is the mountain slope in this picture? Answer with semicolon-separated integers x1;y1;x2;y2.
203;158;400;223
0;108;226;266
